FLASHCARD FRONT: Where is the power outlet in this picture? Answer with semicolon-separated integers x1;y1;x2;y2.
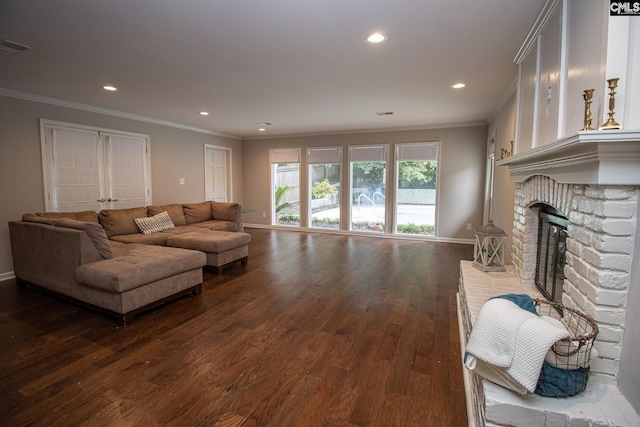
466;223;472;230
179;178;185;185
262;211;266;218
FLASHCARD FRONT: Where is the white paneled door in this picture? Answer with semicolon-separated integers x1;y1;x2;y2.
204;145;229;202
42;122;151;212
49;128;105;212
104;133;149;209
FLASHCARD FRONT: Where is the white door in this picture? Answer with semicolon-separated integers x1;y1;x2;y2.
43;122;151;212
104;134;149;209
49;128;105;212
204;146;229;202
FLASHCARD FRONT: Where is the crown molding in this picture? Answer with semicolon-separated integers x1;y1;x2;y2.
487;79;518;123
513;0;561;65
0;88;241;140
243;121;488;141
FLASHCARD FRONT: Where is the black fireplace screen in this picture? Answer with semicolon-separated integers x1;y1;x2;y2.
535;205;569;304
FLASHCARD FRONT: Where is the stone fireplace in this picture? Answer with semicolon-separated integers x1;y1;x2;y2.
512;175;637;380
458;130;640;426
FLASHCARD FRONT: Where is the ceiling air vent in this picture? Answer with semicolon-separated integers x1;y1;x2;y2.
376;111;394;116
0;39;32;54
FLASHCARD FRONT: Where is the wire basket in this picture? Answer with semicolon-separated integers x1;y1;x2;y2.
533;298;599;397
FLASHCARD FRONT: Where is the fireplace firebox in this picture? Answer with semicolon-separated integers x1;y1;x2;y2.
535;205;568;306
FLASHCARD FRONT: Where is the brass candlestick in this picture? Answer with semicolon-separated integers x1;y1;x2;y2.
600;78;623;130
582;89;595;131
500;140;513;160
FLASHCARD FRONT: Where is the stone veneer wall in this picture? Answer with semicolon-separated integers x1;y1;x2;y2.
512;175;638;380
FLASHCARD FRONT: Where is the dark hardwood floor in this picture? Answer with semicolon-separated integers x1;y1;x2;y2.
0;228;472;426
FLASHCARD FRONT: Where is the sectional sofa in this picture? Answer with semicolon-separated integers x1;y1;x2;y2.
9;201;250;326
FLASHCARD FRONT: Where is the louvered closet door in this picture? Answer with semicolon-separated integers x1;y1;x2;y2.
104;134;149;209
50;128;105;212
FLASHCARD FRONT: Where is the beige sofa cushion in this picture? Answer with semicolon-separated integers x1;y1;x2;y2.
108;226;204;245
35;210;99;223
55;218;113;259
212;202;239;221
183;201;213;224
22;214;113;259
147;203;187;226
167;231;251;253
190;220;238;232
76;244;205;293
22;214;57;225
99;207;148;238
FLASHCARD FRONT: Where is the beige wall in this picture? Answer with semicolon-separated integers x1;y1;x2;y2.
487;91;517;264
242;125;487;241
0;95;243;276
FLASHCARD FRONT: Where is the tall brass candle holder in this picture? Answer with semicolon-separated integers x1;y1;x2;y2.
582;89;595;131
600;78;623;130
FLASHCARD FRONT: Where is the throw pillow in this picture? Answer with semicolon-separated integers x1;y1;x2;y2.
134;211;175;235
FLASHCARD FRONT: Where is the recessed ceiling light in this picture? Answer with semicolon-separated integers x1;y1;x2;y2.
451;83;466;89
200;111;210;116
102;85;117;91
366;33;387;43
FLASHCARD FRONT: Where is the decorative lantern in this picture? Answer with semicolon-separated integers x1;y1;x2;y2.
472;221;507;272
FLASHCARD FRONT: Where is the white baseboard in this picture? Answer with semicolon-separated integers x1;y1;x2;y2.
243;223;474;245
0;271;16;283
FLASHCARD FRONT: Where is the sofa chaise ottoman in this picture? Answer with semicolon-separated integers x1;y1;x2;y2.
166;230;251;274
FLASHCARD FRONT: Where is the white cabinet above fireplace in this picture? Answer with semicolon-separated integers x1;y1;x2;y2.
514;0;640;154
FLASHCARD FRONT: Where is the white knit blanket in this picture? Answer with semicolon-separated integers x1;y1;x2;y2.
465;298;570;394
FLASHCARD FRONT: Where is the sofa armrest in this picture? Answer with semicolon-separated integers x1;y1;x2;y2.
212;202;243;232
9;221;103;291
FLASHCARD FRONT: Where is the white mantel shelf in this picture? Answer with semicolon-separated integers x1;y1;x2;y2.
497;130;640;186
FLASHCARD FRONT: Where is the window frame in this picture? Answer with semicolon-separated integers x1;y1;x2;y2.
393;141;440;236
269;148;302;226
308;146;342;230
348;144;389;233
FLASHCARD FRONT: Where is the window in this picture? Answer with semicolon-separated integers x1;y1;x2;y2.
349;145;387;232
394;142;439;236
308;147;341;229
41;120;151;212
270;148;301;226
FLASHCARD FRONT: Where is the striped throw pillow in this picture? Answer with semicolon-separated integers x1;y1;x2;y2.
134;211;175;234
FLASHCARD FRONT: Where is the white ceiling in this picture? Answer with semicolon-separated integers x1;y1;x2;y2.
0;0;545;138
